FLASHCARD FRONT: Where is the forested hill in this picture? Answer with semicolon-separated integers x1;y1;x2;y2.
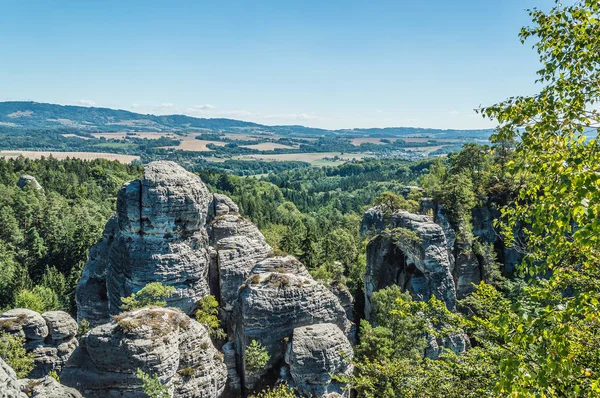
0;101;493;138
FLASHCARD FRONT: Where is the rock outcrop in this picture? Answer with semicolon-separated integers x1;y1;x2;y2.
19;376;83;398
0;357;26;398
363;209;457;319
17;174;42;190
61;307;227;398
75;161;354;396
0;309;78;378
233;257;351;390
285;323;353;397
77;161;273;328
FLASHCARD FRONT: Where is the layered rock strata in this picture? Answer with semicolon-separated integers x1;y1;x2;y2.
0;309;78;378
61;307;227;398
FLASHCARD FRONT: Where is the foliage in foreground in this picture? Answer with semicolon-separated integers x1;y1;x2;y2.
136;368;171;398
195;295;226;339
250;383;296;398
121;282;176;311
245;340;270;374
0;331;34;378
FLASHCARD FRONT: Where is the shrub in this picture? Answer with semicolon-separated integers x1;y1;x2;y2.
14;286;60;313
250;382;296;397
195;295;226;340
0;331;34;378
244;340;270;374
136;369;170;398
121;282;175;311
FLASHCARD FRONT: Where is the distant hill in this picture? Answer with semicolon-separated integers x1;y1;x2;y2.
0;101;493;139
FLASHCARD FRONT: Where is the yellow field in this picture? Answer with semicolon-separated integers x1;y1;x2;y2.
0;151;140;163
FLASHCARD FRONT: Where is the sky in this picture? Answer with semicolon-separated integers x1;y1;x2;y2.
0;0;556;130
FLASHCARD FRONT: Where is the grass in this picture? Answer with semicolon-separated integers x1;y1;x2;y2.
0;151;140;163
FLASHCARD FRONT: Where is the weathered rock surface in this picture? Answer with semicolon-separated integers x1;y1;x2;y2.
17;174;42;190
0;309;78;378
61;307;227;398
234;257;351;390
75;161;354;395
77;161;272;328
363;208;457;320
285;323;353;397
19;376;83;398
0;357;27;398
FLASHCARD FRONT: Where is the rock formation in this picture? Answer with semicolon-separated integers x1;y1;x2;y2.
1;357;26;398
0;309;78;378
285;323;353;397
77;161;272;328
233;256;351;390
19;376;83;398
75;161;354;396
1;357;80;398
362;209;457;319
61;307;227;398
17;174;42;190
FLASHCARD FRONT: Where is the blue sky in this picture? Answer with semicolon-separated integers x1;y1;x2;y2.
0;0;554;129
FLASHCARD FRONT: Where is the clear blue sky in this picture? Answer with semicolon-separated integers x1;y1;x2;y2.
0;0;555;129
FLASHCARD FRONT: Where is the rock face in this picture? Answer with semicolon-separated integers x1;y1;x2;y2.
19;376;83;398
17;174;42;190
233;257;351;390
285;323;353;397
76;161;354;395
0;309;78;378
61;307;227;398
77;161;272;327
363;209;457;320
0;357;27;398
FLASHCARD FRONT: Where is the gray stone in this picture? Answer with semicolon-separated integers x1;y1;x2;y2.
286;323;353;397
0;309;79;378
17;175;42;190
77;161;215;325
42;311;77;340
61;307;227;398
363;208;457;320
0;309;48;341
234;258;351;389
0;357;27;398
19;376;82;398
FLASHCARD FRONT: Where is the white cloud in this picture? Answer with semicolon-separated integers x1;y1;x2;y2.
75;99;96;106
448;110;460;115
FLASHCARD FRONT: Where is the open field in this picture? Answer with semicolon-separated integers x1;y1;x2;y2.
351;137;460;145
62;134;91;140
223;133;262;141
170;138;227;151
91;132;178;139
240;142;299;150
235;152;370;163
0;151;140;163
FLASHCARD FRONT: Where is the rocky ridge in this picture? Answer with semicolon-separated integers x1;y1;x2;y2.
72;161;354;397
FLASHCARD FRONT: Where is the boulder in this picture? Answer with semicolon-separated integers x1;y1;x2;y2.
19;376;82;398
0;309;48;341
61;307;227;398
42;311;77;341
0;309;79;378
0;357;27;398
286;323;353;397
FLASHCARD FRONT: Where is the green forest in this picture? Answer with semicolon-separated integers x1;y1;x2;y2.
1;1;600;397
